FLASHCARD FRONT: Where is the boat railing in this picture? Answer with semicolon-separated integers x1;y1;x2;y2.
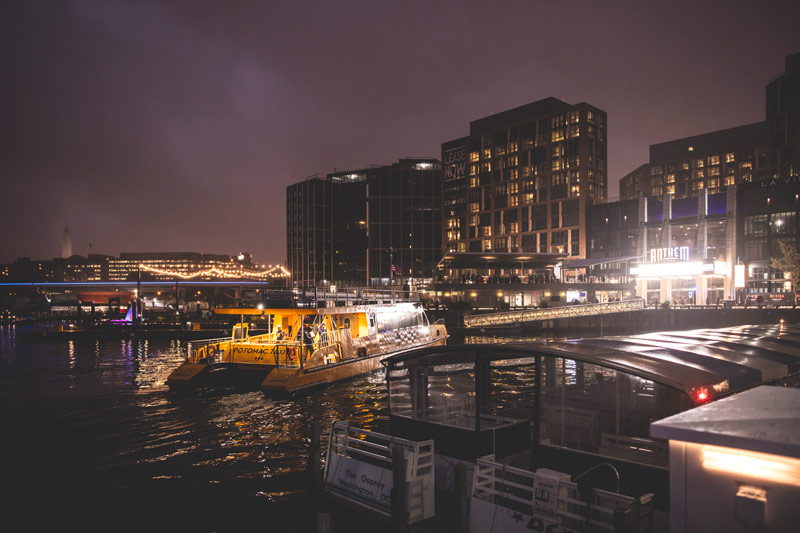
292;286;421;306
470;457;654;532
187;337;232;362
324;421;435;523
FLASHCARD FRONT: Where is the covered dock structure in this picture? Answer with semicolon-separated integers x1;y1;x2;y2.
384;323;800;510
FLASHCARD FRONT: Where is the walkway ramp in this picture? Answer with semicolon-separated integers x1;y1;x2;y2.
464;299;645;328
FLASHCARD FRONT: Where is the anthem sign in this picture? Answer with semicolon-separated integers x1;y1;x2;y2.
649;246;690;262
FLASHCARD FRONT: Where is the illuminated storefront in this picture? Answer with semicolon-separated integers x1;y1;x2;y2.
631;246;731;305
629;188;736;305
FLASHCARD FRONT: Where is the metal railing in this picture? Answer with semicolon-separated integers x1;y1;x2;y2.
464;299;645;328
324;421;434;523
470;457;654;532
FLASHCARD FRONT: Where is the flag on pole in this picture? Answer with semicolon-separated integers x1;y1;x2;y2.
391;264;403;276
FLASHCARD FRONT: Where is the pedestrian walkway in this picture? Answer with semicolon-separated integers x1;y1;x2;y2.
464;298;645;327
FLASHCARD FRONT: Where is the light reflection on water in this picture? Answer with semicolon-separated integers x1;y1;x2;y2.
1;326;557;529
0;326;390;529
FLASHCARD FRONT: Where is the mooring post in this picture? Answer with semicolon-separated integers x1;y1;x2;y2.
309;421;331;532
391;445;408;529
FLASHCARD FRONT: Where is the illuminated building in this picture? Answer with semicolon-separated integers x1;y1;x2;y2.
594;176;800;305
588;189;736;305
1;252;284;283
442;98;607;264
286;159;442;287
736;179;800;300
108;252;284;281
620;53;800;201
619;122;768;200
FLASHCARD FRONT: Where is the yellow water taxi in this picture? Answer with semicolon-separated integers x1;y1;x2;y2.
167;301;447;394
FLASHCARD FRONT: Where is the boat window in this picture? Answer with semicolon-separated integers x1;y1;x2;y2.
233;326;246;340
389;359;477;430
487;357;538;422
368;313;375;329
539;356;690;466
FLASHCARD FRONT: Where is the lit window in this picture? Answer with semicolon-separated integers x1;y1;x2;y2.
569;111;580;124
469;151;479;162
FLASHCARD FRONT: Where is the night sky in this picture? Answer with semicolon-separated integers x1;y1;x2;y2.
2;0;798;266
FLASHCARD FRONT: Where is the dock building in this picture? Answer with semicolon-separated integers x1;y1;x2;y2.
286;159;442;287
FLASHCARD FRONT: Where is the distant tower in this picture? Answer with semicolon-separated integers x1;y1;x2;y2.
62;226;72;258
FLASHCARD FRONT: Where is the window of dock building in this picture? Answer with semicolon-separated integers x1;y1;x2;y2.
550;203;561;228
570;230;580;255
771;212;796;235
562;200;579;227
550;230;567;253
539;357;689;467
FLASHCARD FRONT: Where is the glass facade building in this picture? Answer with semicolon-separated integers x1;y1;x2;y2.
286;159;442;287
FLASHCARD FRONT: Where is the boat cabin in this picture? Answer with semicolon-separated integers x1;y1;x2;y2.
385;324;800;509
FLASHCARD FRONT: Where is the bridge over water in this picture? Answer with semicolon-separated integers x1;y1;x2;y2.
463;298;645;328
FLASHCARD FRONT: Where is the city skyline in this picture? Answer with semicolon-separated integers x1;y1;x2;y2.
2;0;798;265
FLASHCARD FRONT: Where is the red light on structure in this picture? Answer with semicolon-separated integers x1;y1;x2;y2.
695;388;710;403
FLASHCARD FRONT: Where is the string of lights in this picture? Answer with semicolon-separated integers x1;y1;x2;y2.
139;263;290;280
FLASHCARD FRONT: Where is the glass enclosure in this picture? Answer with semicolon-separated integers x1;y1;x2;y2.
389;349;692;467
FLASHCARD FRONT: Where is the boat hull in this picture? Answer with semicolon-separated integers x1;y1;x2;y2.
260;335;448;395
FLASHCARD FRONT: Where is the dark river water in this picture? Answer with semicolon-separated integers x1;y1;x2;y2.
0;326;393;532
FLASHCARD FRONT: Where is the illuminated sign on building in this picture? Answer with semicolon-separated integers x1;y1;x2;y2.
649;246;690;262
443;146;466;181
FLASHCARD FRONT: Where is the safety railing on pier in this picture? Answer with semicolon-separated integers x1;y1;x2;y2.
464;298;645;328
324;421;435;524
470;457;654;532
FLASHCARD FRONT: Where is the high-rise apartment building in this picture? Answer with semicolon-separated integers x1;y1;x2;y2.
766;53;800;180
442;97;607;259
286;159;442;287
619;122;768;201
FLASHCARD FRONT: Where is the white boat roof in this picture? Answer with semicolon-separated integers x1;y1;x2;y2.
650;385;800;458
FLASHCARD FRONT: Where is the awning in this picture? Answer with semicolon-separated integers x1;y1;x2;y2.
562;256;640;269
437;252;566;270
